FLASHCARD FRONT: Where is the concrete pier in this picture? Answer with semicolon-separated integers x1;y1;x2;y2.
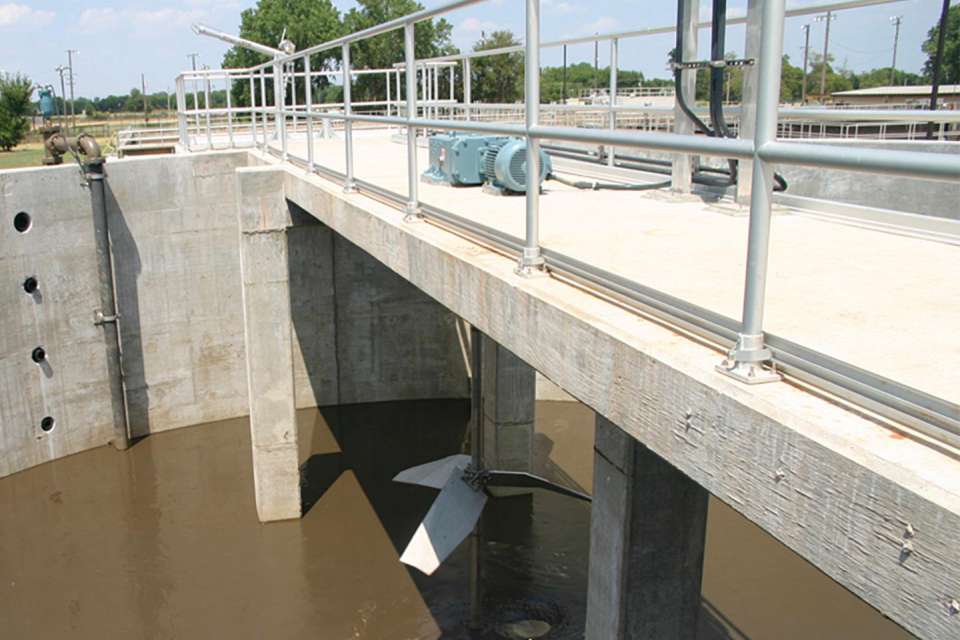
237;166;301;522
586;416;708;639
481;335;536;471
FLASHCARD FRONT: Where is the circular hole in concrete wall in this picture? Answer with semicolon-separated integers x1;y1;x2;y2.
13;212;32;233
31;347;47;364
23;276;38;295
40;416;56;433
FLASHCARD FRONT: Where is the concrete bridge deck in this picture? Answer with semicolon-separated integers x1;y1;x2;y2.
274;128;960;406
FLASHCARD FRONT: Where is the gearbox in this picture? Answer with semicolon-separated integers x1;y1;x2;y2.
422;133;551;194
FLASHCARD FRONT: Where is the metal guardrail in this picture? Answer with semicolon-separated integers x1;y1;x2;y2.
176;0;960;447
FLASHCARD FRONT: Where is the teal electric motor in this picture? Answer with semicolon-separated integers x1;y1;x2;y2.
423;133;551;194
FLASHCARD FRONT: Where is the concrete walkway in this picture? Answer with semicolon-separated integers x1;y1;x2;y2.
275;129;959;405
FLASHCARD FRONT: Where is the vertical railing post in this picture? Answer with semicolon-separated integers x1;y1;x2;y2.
404;22;421;220
203;72;213;149
464;57;473;121
518;0;545;275
718;0;785;384
342;43;356;193
607;38;618;167
225;74;235;148
385;68;391;118
260;69;268;150
250;74;258;147
192;76;201;141
176;76;188;148
305;54;315;172
736;0;762;205
273;60;285;153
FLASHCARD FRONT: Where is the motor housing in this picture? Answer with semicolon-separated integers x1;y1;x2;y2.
422;133;551;193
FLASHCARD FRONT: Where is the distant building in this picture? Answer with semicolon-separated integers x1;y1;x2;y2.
831;84;960;108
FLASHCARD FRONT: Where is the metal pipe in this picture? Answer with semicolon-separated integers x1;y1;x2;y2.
404;22;421;218
468;324;484;630
519;0;545;274
723;0;786;382
192;23;283;58
464;58;472;121
607;38;618;167
305;54;315;171
86;158;130;451
260;70;268;149
250;75;258;144
343;43;356;192
203;72;213;149
225;75;234;147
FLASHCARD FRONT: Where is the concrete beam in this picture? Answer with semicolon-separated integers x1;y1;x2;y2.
586;416;708;639
236;166;300;522
281;160;960;640
481;334;535;471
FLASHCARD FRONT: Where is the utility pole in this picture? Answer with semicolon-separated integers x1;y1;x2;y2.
66;49;78;129
141;73;148;124
801;24;811;104
562;44;567;105
889;16;902;86
814;11;836;101
927;0;950;139
55;66;67;130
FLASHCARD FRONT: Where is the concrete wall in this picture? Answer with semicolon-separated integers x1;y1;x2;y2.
0;151;467;478
775;140;960;219
0;165;117;477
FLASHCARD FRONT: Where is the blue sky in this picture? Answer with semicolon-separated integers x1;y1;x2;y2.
0;0;953;98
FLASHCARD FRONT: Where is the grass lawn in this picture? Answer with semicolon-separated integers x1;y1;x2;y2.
0;139;114;171
0;144;47;170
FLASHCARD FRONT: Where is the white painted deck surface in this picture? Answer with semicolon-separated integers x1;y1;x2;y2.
262;129;959;406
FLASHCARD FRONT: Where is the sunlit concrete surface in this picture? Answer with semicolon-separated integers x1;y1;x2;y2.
272;129;959;405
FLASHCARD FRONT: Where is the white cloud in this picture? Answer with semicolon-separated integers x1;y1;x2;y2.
584;16;618;35
79;6;205;33
0;3;55;28
459;17;500;33
542;0;581;14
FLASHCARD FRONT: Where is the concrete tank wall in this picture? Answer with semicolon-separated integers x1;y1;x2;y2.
0;164;118;477
0;151;467;478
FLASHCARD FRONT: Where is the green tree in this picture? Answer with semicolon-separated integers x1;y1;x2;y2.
0;74;33;151
922;4;960;84
471;30;523;104
852;67;923;89
343;0;456;103
540;62;645;103
222;0;343;105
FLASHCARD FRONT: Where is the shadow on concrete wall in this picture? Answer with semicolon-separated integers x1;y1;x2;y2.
104;183;149;439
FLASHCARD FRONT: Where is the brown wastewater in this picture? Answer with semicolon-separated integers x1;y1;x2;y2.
0;399;914;639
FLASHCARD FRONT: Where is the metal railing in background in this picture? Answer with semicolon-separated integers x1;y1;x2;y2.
175;0;960;447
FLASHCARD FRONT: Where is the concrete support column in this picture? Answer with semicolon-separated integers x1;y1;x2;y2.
480;334;535;471
586;416;709;640
236;166;301;522
736;0;763;205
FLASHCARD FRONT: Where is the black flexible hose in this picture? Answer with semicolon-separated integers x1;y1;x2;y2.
549;173;672;192
675;0;713;137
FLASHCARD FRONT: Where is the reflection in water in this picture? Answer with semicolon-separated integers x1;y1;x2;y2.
0;399;915;639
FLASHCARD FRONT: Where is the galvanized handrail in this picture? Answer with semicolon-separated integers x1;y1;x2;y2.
176;0;960;444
